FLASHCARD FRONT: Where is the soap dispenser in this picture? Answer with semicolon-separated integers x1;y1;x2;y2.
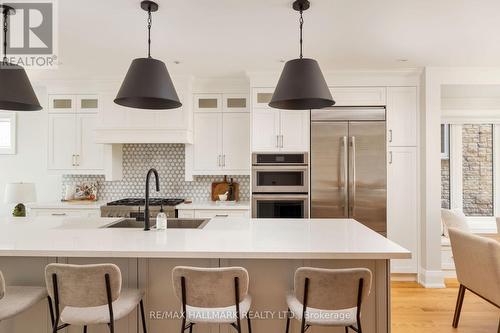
156;205;167;230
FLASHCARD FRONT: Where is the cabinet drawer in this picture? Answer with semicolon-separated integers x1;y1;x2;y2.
30;209;99;218
194;210;249;219
177;210;195;218
330;87;386;107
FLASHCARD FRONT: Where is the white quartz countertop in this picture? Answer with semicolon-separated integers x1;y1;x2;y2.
28;201;104;209
175;201;250;210
0;217;410;260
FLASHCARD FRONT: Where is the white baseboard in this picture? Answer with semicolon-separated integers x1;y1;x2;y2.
391;273;418;282
418;268;446;288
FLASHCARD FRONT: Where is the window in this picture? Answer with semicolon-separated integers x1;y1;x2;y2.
441;123;496;217
441;124;450;159
0;112;16;154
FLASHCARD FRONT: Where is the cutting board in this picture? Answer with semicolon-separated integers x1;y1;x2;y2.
211;176;239;201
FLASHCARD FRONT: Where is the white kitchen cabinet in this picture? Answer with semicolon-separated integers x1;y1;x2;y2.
194;209;250;219
280;110;310;152
329;87;387;107
192;110;250;174
29;208;101;218
252;108;309;152
251;109;280;151
387;146;418;273
193;113;223;171
77;114;104;170
48;114;78;170
178;208;250;219
48;94;109;174
222;113;250;170
387;87;418;147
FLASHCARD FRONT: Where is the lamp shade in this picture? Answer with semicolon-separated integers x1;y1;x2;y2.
114;57;182;110
0;63;42;111
269;58;335;110
4;183;36;203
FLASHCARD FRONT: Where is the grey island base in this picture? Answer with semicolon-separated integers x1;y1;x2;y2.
0;217;410;333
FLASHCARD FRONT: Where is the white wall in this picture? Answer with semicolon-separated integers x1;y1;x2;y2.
0;86;62;216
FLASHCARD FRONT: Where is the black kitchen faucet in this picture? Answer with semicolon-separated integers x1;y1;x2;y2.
144;168;160;231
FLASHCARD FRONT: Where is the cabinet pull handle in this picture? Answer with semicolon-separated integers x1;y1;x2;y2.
389;151;393;164
217;155;221;167
51;213;67;216
223;155;226;167
280;135;284;148
76;154;80;166
276;135;279;148
388;129;393;143
215;214;229;217
72;155;76;166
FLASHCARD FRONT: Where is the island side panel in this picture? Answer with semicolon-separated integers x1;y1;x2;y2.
141;258;220;333
0;257;54;333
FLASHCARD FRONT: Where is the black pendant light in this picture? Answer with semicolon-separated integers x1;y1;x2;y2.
269;0;334;110
114;1;182;110
0;5;42;111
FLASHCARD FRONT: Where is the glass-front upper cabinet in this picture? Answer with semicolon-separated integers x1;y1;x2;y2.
194;94;222;112
252;88;274;108
49;95;75;113
223;94;248;112
77;95;99;113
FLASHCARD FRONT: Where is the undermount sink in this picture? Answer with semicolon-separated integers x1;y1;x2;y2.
105;218;209;229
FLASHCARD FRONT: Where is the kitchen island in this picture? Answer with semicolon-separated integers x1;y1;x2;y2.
0;216;410;333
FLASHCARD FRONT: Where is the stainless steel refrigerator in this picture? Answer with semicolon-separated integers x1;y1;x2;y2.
310;107;387;234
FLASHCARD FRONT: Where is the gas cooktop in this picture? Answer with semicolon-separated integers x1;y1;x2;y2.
106;198;184;206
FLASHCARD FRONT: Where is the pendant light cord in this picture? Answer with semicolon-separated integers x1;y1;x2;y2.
3;9;8;63
299;9;304;59
147;8;152;58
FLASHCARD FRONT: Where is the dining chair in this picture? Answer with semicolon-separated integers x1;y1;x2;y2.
448;227;500;331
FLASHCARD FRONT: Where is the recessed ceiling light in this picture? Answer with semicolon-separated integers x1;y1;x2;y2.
279;59;286;63
397;59;409;62
173;61;181;65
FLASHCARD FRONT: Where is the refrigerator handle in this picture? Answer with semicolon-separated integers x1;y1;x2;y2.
342;136;348;216
350;136;356;216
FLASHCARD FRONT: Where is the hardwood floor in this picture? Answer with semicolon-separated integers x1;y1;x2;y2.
392;280;499;333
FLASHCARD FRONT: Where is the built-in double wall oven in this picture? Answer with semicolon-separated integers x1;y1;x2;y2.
252;153;309;218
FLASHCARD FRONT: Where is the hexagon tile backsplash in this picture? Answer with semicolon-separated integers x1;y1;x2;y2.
62;144;250;202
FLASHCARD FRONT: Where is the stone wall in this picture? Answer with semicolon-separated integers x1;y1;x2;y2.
462;124;493;216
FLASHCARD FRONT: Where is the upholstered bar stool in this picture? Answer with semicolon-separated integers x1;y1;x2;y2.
45;263;147;333
0;270;47;322
172;266;252;333
285;267;372;333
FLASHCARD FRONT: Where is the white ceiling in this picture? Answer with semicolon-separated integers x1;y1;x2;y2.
31;0;500;80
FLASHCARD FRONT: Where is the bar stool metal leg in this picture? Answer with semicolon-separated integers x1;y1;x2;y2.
285;308;291;333
140;299;148;333
247;316;252;333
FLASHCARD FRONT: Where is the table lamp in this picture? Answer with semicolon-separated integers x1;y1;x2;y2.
4;183;37;217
